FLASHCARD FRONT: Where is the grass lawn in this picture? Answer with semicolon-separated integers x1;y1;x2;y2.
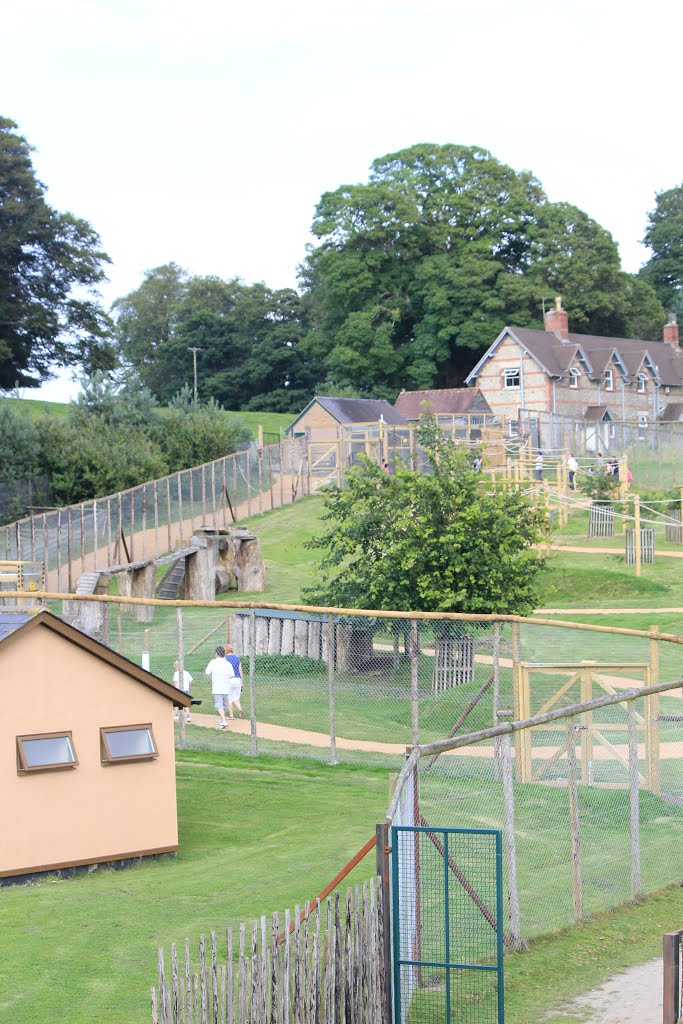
0;753;388;1024
0;395;291;438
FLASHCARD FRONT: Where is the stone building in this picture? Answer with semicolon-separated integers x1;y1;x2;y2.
465;299;682;447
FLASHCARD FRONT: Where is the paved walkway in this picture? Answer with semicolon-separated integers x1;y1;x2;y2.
553;959;662;1023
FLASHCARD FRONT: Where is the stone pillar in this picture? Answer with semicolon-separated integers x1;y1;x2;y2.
118;564;156;622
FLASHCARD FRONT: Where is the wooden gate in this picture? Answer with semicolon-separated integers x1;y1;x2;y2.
515;662;660;792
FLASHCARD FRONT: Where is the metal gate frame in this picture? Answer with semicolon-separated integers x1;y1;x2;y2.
391;825;504;1024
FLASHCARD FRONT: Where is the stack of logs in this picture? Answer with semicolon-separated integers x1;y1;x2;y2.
232;611;367;671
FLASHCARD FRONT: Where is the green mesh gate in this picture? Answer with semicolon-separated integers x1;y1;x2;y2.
391;826;504;1024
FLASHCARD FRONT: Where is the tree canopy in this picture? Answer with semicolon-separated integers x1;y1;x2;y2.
113;267;322;411
0;117;114;389
303;422;548;614
301;144;665;396
640;181;683;322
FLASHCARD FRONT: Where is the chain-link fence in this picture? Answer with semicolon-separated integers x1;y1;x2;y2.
14;596;678;777
387;672;683;959
0;439;307;590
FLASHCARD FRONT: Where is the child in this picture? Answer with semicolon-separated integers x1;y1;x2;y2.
173;660;193;722
224;644;245;720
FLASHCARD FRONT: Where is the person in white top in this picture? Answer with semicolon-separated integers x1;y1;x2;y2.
567;453;579;491
173;660;193;722
534;452;543;481
205;645;235;729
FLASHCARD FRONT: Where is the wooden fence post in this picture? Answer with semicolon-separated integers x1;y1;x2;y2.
177;606;186;749
634;495;641;577
375;823;392;1024
410;619;419;747
501;734;523;949
628;703;641;898
647;625;661;794
249;609;257;756
565;718;583;920
327;615;337;765
663;931;683;1024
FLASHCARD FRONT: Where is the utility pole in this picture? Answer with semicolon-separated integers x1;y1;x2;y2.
187;347;201;404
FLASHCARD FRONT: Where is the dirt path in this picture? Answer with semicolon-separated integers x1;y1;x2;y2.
551;544;683;558
45;473;300;590
551;959;661;1023
536;607;683;615
184;712;683;759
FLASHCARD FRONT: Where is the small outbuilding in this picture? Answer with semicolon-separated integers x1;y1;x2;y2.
0;609;190;880
393;387;492;422
286;396;407;440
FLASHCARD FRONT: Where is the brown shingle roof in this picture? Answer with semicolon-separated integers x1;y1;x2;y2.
394;388;492;419
583;405;612;421
506;328;683;386
658;403;683;422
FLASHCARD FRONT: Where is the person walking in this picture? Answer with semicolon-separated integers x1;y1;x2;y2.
224;644;244;720
534;452;544;481
567;453;578;491
204;645;235;729
172;660;193;723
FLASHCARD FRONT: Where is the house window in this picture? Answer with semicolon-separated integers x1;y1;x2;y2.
503;368;520;389
17;732;78;773
604;369;614;391
100;724;157;765
637;373;647;393
569;368;580;389
508;419;519;437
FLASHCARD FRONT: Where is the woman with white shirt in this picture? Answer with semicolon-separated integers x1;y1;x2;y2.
205;645;235;729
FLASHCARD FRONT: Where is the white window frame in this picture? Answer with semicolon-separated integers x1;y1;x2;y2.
569;368;580;389
604;368;614;391
637;372;647;393
508;419;519;437
503;368;520;389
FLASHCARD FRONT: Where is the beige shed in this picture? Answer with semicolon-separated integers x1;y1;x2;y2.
0;609;190;880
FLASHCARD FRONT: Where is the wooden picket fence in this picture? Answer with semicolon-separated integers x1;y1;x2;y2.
151;879;388;1024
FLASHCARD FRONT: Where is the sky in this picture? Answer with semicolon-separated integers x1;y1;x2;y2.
3;0;682;401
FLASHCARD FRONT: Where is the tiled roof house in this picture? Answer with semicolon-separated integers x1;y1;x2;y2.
465;299;682;438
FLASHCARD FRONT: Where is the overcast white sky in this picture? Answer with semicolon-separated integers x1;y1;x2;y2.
3;0;682;401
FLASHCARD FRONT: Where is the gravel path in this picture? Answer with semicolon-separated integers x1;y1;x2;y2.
551;959;662;1023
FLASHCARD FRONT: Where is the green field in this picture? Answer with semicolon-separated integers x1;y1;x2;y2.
7;479;683;1023
0;754;388;1024
0;395;292;437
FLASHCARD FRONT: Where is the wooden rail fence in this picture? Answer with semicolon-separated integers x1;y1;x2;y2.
152;879;387;1024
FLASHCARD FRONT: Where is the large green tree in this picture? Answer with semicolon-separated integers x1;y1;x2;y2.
640;182;683;321
301;144;664;395
0;117;114;389
113;269;321;411
303;423;547;614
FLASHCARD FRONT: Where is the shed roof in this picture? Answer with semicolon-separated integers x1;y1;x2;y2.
583;405;612;421
393;388;492;419
0;611;34;642
0;610;190;707
658;403;683;422
287;396;407;434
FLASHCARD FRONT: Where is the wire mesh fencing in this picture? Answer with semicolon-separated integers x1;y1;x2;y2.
389;675;683;957
0;438;306;590
25;597;682;782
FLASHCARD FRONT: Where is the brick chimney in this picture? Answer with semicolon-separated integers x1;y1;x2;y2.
544;295;569;340
663;317;679;350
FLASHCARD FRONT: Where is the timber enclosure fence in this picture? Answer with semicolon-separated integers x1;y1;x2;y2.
151;879;387;1024
0;437;309;591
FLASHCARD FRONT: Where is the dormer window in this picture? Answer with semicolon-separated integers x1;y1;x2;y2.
569;368;580;389
604;369;614;391
637;373;647;394
504;368;520;389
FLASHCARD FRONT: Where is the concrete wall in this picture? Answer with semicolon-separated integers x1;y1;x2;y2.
0;625;178;877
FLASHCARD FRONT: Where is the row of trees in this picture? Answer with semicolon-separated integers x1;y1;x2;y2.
0;376;250;519
1;117;682;411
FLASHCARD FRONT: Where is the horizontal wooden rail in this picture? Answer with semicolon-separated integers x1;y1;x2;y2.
277;834;376;944
5;592;683;644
